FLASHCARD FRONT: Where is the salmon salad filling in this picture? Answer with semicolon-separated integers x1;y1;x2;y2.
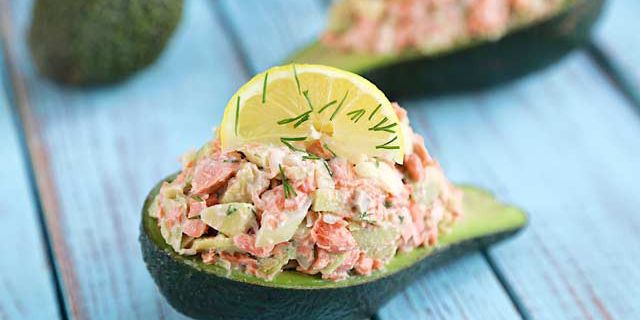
149;104;462;281
322;0;567;55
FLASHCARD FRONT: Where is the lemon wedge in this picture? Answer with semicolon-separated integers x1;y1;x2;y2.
219;64;404;163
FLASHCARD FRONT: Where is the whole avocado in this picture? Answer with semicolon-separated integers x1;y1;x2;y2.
28;0;184;85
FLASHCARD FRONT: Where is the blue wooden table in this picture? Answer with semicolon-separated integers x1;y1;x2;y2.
1;0;639;319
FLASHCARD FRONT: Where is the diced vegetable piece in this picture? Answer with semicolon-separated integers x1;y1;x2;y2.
411;166;444;207
354;160;405;196
321;252;348;274
148;194;161;218
200;203;257;237
258;244;295;279
312;188;344;213
221;162;269;203
255;198;312;248
349;223;399;261
190;235;239;253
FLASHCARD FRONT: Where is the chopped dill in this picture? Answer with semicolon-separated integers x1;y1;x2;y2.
226;205;237;216
376;136;400;150
322;160;333;176
346;108;366;123
303;90;314;111
323;143;337;157
191;195;203;202
234;96;240;136
280;136;307;152
293;65;301;95
368;104;382;120
318;100;337;114
279;165;297;199
384;199;393;208
262;72;269;104
330;90;349;121
302;153;321;160
278;110;311;126
369;117;397;133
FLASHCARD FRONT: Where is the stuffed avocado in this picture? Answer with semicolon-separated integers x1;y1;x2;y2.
140;64;526;319
288;0;605;97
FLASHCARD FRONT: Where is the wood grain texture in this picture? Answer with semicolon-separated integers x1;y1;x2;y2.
0;44;59;320
595;0;640;98
3;0;245;318
406;53;640;319
219;1;523;319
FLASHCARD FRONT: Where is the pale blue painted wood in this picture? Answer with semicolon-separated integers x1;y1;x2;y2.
219;0;326;73
219;1;524;319
5;0;245;318
596;0;640;97
406;52;640;319
0;49;59;318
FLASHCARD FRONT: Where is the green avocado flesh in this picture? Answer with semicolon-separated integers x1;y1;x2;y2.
141;176;526;319
287;0;604;98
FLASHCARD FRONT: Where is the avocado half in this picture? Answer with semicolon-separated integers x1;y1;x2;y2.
287;0;604;98
140;175;527;320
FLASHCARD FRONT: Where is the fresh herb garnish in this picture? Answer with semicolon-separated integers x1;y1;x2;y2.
376;136;400;150
384;199;393;208
262;72;269;104
303;90;314;111
277;110;311;126
234;95;240;136
368;104;382;120
302;153;321;160
323;143;337;157
346;108;366;123
191;195;203;202
279;165;297;199
294;113;310;128
322;160;333;176
330;90;349;121
223;159;240;163
398;215;405;223
369;117;397;133
280;136;307;152
226;205;237;216
318;100;337;114
359;211;374;222
293;65;301;95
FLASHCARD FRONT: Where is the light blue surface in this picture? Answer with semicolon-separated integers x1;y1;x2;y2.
1;0;639;319
596;0;640;98
0;48;58;318
5;0;243;318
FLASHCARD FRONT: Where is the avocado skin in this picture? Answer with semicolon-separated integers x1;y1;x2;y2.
290;0;604;98
28;0;183;85
141;219;519;320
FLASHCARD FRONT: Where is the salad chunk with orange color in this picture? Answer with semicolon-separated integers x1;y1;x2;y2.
148;65;462;281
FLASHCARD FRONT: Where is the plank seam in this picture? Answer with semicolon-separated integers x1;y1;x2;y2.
482;249;530;320
586;42;640;117
0;1;71;319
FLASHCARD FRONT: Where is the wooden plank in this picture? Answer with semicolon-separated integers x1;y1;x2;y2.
407;52;640;318
594;0;640;101
0;47;59;318
219;1;523;318
219;0;326;73
3;0;246;318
